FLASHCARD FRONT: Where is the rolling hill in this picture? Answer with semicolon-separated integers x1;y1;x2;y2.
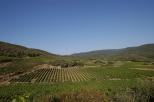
0;41;58;75
0;41;56;58
1;41;154;61
72;44;154;61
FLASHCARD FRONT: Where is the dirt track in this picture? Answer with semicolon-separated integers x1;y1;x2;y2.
0;62;11;68
131;68;154;71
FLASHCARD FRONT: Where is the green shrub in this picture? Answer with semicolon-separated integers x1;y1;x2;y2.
32;90;109;102
132;79;154;102
113;79;154;102
50;60;84;68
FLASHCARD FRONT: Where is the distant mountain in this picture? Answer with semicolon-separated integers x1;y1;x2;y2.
72;44;154;61
0;41;56;57
1;41;154;61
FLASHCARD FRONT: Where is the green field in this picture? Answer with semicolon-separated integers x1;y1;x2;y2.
10;67;93;83
0;60;154;102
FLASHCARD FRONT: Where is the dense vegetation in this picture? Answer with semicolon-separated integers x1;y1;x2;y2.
0;57;55;75
0;41;55;57
50;60;84;68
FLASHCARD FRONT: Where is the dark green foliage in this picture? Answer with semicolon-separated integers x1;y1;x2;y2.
0;41;56;58
0;56;13;63
50;60;84;68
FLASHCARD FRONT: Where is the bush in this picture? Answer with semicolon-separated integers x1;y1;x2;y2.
132;79;154;102
0;57;13;63
50;60;84;68
112;79;154;102
32;90;109;102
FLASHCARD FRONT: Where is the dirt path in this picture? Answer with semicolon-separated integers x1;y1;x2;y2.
0;62;11;68
131;68;154;71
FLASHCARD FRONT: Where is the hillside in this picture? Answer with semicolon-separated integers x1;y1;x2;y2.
0;41;56;58
1;41;154;61
0;41;59;75
72;44;154;61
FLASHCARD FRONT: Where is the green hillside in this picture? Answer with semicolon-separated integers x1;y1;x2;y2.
72;44;154;61
0;41;57;74
0;41;56;58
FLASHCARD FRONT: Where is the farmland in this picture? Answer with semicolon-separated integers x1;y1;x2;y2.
10;67;94;83
0;60;154;102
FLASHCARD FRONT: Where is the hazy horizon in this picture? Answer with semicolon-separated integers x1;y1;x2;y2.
1;0;154;55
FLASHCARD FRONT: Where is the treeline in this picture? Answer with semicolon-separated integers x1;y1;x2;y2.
50;60;84;68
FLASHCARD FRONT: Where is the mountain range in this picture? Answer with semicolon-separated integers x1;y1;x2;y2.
0;41;154;61
72;44;154;61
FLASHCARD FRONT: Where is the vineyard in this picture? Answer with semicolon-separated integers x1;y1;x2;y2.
1;61;154;102
10;67;94;83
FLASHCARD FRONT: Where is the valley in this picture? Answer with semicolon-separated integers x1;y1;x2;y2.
0;41;154;102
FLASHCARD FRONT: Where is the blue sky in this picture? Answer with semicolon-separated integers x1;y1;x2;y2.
0;0;154;55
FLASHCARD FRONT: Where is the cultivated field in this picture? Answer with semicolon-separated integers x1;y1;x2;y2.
0;61;154;102
10;67;94;83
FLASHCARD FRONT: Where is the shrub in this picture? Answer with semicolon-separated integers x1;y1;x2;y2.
32;90;109;102
132;79;154;102
112;79;154;102
50;60;84;68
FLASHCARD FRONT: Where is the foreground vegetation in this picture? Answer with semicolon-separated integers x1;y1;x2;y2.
0;60;154;102
0;78;154;102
